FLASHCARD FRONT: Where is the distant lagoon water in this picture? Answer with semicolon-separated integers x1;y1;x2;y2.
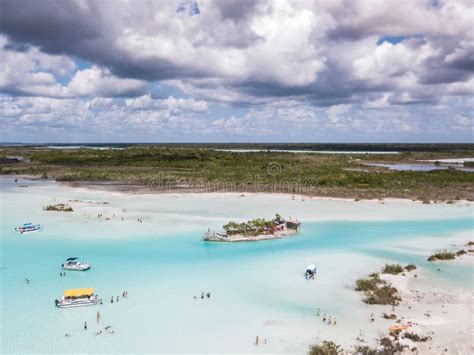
364;162;474;172
1;177;472;353
214;149;401;154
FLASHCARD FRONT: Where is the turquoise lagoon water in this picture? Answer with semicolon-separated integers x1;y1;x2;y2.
1;177;473;353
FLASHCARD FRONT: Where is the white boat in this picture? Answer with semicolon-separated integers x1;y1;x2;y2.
15;222;42;234
62;257;91;271
55;288;102;308
305;264;317;280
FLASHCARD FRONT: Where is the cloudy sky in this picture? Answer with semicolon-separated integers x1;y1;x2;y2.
0;0;473;143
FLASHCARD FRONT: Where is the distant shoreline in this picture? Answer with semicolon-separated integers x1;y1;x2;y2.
2;175;474;206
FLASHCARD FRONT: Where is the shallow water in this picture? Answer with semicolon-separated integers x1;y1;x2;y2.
214;149;400;154
364;162;474;172
1;177;472;353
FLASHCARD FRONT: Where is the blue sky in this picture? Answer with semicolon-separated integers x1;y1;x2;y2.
0;0;472;143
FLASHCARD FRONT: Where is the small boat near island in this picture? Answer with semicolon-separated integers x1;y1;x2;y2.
203;214;301;242
55;288;102;308
62;257;91;271
305;264;317;280
15;222;42;234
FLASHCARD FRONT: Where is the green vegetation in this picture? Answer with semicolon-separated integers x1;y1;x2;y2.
382;313;397;320
427;250;456;261
355;273;382;292
404;264;417;272
355;272;401;305
1;145;473;200
353;338;406;354
223;214;284;236
467;241;474;246
402;332;431;342
308;341;342;355
43;203;74;212
309;336;408;355
382;264;404;275
455;249;467;256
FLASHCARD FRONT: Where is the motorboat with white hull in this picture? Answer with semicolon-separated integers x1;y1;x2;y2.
62;257;91;271
55;288;102;308
305;264;317;280
15;222;42;234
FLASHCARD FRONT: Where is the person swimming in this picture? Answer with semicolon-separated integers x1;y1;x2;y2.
84;322;87;330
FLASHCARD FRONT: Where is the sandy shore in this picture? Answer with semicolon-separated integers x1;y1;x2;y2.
373;255;474;354
54;179;474;202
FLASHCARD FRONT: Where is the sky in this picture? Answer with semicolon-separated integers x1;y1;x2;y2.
0;0;473;143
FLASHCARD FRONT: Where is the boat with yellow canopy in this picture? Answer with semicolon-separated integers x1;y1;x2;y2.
55;288;102;308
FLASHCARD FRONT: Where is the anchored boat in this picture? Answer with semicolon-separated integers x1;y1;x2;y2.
55;288;102;308
305;264;317;280
15;222;42;234
62;257;91;271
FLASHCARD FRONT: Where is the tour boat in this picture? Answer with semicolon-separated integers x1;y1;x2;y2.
55;288;102;308
62;257;91;271
15;222;42;234
305;264;317;280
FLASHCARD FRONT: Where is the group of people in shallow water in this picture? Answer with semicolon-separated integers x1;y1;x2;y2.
316;308;337;326
194;291;211;299
59;272;67;277
78;320;114;337
110;291;128;303
64;291;129;337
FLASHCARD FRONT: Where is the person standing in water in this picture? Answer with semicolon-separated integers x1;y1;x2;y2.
84;322;88;330
96;311;101;324
255;336;259;346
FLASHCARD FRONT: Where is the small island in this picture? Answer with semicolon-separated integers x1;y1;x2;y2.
43;203;74;212
203;214;301;242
